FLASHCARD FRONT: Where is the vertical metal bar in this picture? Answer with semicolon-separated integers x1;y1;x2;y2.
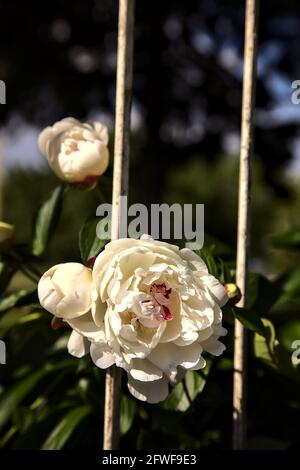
233;0;259;450
103;0;135;451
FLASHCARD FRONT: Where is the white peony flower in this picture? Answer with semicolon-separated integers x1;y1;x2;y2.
38;236;228;404
38;117;109;186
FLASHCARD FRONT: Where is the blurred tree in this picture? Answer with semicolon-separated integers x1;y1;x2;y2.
0;0;300;202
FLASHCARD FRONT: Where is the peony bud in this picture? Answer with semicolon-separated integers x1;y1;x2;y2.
38;262;92;319
224;283;242;305
38;118;109;185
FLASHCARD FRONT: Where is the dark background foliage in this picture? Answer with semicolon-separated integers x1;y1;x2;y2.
0;0;300;450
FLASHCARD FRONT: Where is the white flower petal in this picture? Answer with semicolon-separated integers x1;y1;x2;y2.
148;342;202;379
129;359;163;382
128;375;169;403
68;330;89;358
67;312;105;343
202;337;226;356
90;342;115;369
180;248;209;273
173;330;199;346
201;274;228;307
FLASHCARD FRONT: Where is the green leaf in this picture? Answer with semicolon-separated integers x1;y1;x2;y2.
0;261;16;294
254;319;300;382
254;318;277;366
0;290;27;312
218;259;233;284
233;307;266;337
203;234;234;258
198;248;218;278
12;406;35;433
0;308;23;334
0;370;47;431
41;406;91;450
248;273;282;314
0;289;38;313
32;185;64;256
79;218;107;263
279;319;300;351
272;227;300;250
120;395;137;436
279;267;300;301
162;361;212;412
0;309;43;336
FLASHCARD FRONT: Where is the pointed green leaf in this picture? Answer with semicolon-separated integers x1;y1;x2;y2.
0;289;38;313
162;361;212;412
0;262;16;294
198;248;218;278
41;406;91;450
0;370;47;431
32;185;64;256
120;395;137;436
79;218;107;263
254;318;277;366
248;273;282;314
234;307;266;337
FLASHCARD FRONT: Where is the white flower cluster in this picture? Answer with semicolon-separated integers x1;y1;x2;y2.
38;235;228;403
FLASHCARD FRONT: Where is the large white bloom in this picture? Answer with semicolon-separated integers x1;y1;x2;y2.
38;117;109;185
38;237;228;403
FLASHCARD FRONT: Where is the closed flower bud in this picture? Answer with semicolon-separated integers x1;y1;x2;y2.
224;283;242;305
38;118;109;186
38;262;92;319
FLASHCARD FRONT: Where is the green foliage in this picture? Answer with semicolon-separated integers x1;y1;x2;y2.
120;396;137;436
248;273;282;314
41;406;92;450
198;248;219;278
0;370;48;432
32;185;65;257
254;319;277;367
1;165;300;450
232;307;266;337
79;218;107;264
272;227;300;251
0;262;16;294
162;361;212;412
0;290;37;313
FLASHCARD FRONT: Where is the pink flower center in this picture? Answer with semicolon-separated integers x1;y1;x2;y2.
150;282;173;321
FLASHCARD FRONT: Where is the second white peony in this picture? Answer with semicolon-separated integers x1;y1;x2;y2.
38;117;109;186
38;236;228;403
